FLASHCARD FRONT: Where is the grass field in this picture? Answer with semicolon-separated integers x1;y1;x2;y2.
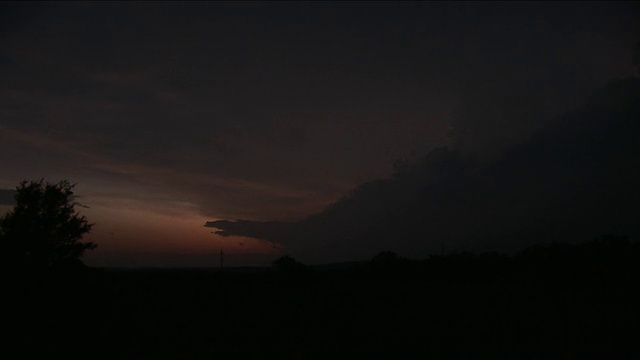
6;248;639;359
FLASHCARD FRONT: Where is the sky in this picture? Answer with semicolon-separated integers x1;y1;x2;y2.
1;2;638;267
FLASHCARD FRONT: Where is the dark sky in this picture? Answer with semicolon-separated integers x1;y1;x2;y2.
1;2;638;267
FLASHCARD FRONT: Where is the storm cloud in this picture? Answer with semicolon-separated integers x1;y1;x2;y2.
206;78;640;263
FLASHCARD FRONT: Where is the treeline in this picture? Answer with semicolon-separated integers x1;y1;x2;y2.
272;235;640;281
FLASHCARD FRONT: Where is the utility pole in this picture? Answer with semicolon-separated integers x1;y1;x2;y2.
220;249;224;273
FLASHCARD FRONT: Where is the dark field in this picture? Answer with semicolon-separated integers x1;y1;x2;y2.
6;242;640;359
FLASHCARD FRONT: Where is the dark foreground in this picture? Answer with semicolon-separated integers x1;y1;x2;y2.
5;240;640;359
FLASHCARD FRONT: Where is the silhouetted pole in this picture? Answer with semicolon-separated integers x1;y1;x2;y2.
634;40;640;75
220;249;224;273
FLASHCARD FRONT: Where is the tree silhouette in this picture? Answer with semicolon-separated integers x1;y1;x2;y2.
0;180;95;270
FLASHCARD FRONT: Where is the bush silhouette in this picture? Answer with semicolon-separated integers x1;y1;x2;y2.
369;250;412;275
272;255;306;273
0;180;95;270
371;250;401;264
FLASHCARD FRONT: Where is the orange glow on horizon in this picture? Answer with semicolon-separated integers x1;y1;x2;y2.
79;194;278;267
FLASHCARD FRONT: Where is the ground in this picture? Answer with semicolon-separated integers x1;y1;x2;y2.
5;261;639;359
